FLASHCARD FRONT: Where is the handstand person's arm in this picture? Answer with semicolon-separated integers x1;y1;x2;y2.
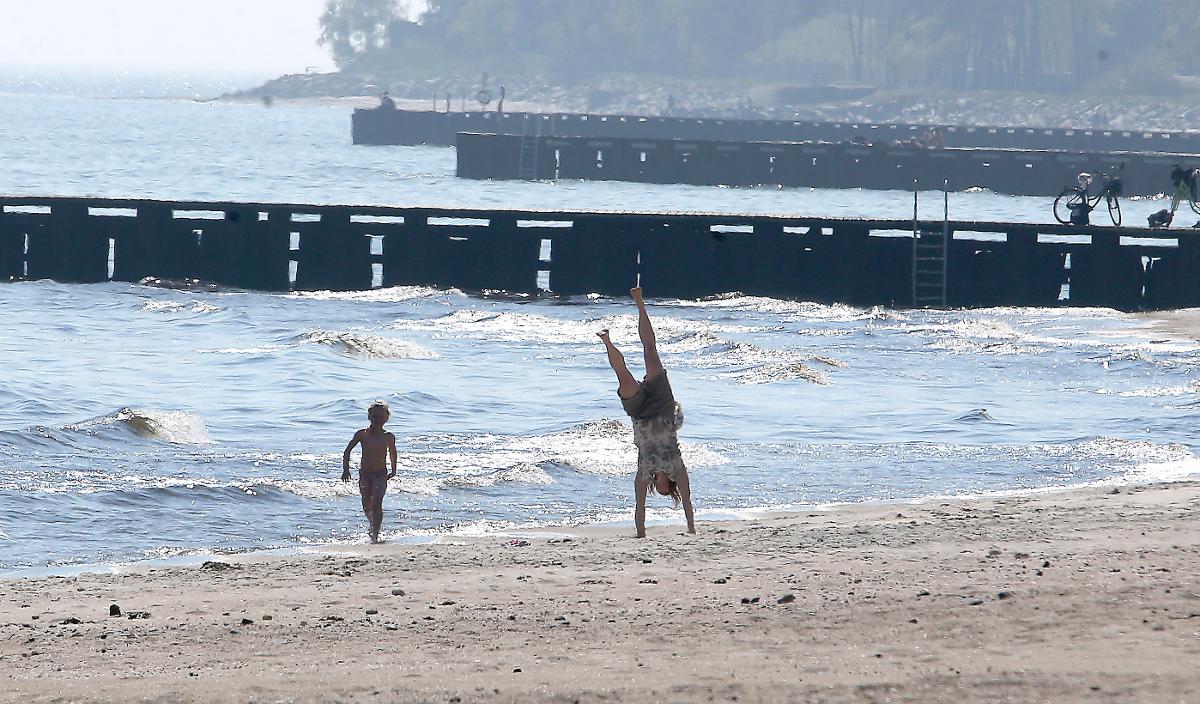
676;471;696;534
634;474;650;538
341;431;362;482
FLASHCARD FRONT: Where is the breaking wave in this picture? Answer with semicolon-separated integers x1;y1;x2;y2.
300;330;437;359
64;408;212;445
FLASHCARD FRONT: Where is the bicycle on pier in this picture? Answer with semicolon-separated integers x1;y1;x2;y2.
1053;170;1123;226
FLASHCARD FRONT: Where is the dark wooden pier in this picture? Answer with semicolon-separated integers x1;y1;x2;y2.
2;195;1197;311
456;132;1197;198
353;107;1200;153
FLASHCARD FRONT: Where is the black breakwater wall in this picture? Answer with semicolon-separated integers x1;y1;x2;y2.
354;107;1200;153
2;196;1198;311
456;132;1196;197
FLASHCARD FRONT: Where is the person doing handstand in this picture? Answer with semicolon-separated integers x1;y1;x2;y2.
342;400;397;543
598;286;696;538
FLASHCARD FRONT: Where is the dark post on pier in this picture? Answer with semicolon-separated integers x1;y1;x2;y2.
2;195;1198;311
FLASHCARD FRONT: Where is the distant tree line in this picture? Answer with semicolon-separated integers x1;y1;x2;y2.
319;0;1200;94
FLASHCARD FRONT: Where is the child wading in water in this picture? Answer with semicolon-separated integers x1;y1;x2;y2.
598;286;696;537
342;400;398;543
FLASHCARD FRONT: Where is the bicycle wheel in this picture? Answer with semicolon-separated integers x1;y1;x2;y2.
1189;199;1200;216
1107;196;1121;226
1052;190;1072;224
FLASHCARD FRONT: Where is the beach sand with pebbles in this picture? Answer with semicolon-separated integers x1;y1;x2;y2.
3;481;1198;703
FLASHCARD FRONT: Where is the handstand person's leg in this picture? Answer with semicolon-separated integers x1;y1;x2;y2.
598;329;641;400
631;287;664;380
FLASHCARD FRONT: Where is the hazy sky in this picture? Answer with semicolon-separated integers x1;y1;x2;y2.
0;0;337;77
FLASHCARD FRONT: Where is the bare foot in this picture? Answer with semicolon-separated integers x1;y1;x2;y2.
630;286;644;304
596;329;611;343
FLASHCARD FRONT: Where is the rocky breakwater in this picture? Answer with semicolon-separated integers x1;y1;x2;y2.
228;71;1200;133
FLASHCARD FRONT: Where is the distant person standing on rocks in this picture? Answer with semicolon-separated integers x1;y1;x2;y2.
342;400;398;543
918;126;945;149
597;286;696;538
378;91;396;110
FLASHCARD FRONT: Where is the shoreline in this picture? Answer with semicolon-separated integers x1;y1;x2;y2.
1139;307;1200;342
8;470;1198;581
4;479;1198;702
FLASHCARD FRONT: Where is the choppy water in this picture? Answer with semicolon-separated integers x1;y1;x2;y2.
2;84;1199;575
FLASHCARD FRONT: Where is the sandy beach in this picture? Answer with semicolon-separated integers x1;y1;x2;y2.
1143;308;1200;343
3;481;1198;703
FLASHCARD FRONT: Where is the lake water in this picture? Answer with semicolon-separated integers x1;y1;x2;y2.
1;84;1197;575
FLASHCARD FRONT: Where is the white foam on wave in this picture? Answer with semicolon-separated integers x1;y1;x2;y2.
973;306;1124;320
402;419;727;483
910;317;1056;356
900;310;1200;365
393;309;765;346
394;309;614;345
302;330;437;359
677;294;891;323
448;462;555;488
288;286;452;303
1117;456;1200;484
141;300;221;314
697;340;843;385
1039;436;1193;465
199;345;286;355
1095;379;1200;398
261;478;359;499
66;408;212;445
658;329;726;354
722;361;829;385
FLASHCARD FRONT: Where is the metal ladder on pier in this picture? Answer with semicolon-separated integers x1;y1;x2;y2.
912;227;948;307
911;181;949;308
518;116;542;180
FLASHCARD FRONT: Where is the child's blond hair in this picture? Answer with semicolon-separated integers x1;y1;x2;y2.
367;400;390;420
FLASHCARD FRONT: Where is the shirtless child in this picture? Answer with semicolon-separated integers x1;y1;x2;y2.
342;400;398;543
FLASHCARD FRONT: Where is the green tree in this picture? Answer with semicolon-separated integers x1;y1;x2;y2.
321;0;1198;96
319;0;400;69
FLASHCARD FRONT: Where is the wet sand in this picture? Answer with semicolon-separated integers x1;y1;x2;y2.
3;481;1198;703
1143;308;1200;342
